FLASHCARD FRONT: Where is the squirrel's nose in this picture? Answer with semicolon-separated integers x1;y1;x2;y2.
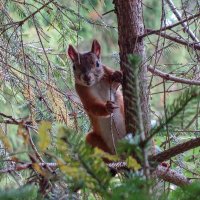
83;74;92;82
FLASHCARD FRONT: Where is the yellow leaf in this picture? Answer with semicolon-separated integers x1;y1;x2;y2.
57;159;83;178
57;138;69;153
59;164;80;177
126;156;141;171
32;163;45;176
0;127;12;152
17;124;29;144
94;148;119;162
56;127;70;152
38;121;51;151
60;165;80;177
57;158;65;166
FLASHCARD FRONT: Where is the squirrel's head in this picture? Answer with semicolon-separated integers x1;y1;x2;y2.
67;40;104;87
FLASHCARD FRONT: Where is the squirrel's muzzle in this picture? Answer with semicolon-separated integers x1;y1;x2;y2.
83;74;92;82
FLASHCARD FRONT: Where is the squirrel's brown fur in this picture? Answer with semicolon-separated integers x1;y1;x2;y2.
67;40;126;154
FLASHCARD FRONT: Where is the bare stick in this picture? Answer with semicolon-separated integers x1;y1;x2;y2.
141;11;200;38
150;137;200;163
155;165;191;186
146;29;200;51
148;65;200;85
0;162;57;173
165;0;199;43
0;161;190;186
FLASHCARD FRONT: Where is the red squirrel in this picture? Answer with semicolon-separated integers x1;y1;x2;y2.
67;40;126;154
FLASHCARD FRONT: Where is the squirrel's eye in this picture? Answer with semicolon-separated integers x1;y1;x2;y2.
73;65;76;70
96;61;100;67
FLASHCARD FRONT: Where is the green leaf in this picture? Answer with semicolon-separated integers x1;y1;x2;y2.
38;121;51;151
0;126;13;152
126;156;141;171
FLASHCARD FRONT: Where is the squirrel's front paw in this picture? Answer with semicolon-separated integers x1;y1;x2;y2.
105;101;119;113
111;71;123;83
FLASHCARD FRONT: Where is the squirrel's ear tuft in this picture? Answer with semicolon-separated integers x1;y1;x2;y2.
91;40;101;58
67;45;78;61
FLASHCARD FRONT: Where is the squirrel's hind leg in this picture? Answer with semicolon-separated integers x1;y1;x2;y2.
86;132;111;154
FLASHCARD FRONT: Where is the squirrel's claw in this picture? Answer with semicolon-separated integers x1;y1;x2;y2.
106;101;119;113
111;71;123;83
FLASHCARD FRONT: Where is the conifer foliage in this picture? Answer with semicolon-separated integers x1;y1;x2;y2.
1;0;200;199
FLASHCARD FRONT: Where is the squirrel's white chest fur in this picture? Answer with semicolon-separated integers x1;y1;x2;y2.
90;80;126;154
91;80;114;101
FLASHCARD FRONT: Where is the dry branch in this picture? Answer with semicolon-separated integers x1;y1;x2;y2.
146;29;200;51
0;161;190;186
0;162;57;174
165;0;199;43
141;11;200;38
148;66;200;85
150;137;200;163
155;165;191;186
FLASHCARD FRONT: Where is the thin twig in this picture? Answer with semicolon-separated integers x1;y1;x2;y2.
141;11;200;38
148;65;200;85
146;29;200;51
165;0;199;43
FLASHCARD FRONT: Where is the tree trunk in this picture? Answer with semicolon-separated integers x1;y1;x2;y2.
113;0;150;135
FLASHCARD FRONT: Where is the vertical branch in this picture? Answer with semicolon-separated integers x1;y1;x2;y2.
128;55;150;178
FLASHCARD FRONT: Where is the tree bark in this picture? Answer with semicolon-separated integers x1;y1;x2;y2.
113;0;150;135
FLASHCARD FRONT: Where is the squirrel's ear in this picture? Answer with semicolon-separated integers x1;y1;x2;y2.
91;40;101;58
67;45;78;61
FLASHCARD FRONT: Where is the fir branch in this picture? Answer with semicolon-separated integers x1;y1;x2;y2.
53;2;116;29
2;0;55;27
143;87;200;144
128;55;150;179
